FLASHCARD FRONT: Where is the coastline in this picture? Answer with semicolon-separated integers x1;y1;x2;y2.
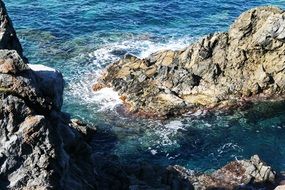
0;1;284;189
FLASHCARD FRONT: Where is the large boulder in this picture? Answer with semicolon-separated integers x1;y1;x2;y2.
28;64;64;111
0;1;97;188
0;50;62;112
95;6;285;117
0;49;97;189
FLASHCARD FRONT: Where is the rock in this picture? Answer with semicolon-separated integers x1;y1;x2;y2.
0;1;97;189
28;64;64;110
0;2;282;190
163;165;194;190
0;1;25;60
92;82;106;92
163;155;277;190
0;50;64;112
70;118;97;142
0;49;29;74
0;52;97;189
276;185;285;190
96;6;285;117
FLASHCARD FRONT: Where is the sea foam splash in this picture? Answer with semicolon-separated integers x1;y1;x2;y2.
66;35;194;111
92;88;122;111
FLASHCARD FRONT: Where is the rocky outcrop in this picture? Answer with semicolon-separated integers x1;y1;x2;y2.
0;1;24;60
0;49;97;189
102;155;278;189
95;6;285;117
0;2;282;189
163;155;276;190
0;3;97;188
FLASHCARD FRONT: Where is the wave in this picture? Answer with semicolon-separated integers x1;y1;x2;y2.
65;35;194;112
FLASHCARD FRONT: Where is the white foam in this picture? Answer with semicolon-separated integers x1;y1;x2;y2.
150;120;186;147
92;88;122;111
150;149;158;155
66;35;193;112
165;120;185;131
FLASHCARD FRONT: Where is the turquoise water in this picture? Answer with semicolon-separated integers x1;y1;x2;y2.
5;0;285;172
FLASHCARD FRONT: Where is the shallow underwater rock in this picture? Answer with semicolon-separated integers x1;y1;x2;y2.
96;6;285;117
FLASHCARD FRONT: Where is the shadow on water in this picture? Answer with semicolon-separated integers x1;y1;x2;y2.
87;100;285;189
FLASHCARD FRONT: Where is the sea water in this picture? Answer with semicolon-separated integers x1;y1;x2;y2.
5;0;285;172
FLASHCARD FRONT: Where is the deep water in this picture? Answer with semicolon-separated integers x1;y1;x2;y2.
5;0;285;172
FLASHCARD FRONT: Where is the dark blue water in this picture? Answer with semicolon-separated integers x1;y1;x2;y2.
5;0;285;172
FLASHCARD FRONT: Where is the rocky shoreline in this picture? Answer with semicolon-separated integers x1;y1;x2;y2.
0;1;284;189
94;6;285;118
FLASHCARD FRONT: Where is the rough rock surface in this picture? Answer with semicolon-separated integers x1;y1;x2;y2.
95;6;285;117
0;2;282;189
0;1;24;59
0;1;99;189
28;64;64;111
0;49;97;189
163;155;276;190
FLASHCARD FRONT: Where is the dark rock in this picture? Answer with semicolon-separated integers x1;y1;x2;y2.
163;155;276;190
0;1;25;61
0;2;282;190
0;2;97;188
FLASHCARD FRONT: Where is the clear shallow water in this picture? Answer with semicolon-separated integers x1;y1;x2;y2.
5;0;285;172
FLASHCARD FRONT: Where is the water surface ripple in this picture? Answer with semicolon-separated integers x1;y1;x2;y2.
5;0;285;171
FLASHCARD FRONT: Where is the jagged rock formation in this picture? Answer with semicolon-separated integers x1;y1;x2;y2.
0;1;282;189
0;50;97;189
95;6;285;117
0;1;97;189
164;155;276;190
0;1;24;60
106;155;277;189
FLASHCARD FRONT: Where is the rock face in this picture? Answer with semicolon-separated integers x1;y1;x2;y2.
163;155;276;190
0;2;97;188
0;1;24;60
0;49;97;189
0;2;282;189
28;64;64;111
95;6;285;117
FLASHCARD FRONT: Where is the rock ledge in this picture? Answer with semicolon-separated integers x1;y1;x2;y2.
95;6;285;117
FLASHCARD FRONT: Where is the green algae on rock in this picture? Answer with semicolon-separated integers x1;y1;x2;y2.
95;6;285;118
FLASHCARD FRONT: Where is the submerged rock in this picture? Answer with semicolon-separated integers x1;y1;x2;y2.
96;6;285;117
